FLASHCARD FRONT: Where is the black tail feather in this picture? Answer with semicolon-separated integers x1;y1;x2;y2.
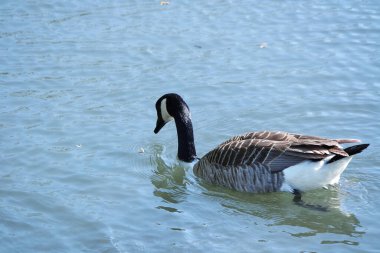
327;144;369;164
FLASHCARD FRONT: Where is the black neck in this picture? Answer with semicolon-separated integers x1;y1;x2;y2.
174;114;197;162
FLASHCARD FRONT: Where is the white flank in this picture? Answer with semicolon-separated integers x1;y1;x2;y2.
282;156;353;192
160;98;173;122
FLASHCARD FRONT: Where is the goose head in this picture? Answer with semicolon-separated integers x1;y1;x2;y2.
154;93;197;162
154;93;191;134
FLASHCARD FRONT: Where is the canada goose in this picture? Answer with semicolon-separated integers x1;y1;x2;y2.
154;93;369;198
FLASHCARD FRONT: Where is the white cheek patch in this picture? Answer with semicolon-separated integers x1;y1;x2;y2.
161;98;174;122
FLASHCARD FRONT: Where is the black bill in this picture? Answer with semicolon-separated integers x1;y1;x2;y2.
154;118;166;134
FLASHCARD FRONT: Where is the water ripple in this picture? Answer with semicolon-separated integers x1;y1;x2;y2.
1;0;380;252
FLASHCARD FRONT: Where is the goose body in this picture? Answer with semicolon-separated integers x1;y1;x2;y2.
154;93;369;194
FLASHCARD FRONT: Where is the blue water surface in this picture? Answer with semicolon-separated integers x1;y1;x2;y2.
1;0;380;252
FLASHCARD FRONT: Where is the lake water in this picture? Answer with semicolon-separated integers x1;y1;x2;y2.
1;0;380;252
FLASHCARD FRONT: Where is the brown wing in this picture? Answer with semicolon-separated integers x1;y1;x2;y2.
220;130;357;146
202;131;349;173
218;131;299;145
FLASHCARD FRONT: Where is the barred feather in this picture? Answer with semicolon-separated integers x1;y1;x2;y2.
193;131;352;192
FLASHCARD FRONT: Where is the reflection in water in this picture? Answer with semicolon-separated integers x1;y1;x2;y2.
201;182;364;245
156;206;182;213
149;145;364;245
150;145;189;210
